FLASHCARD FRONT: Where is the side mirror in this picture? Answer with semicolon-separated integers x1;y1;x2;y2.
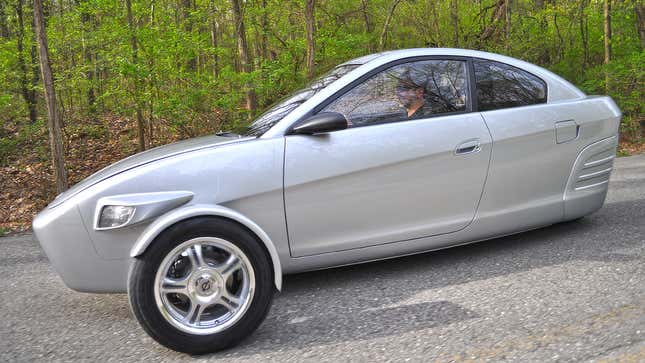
290;112;348;135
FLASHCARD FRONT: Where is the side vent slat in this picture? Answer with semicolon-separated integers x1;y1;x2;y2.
583;154;614;168
574;180;609;191
574;149;614;191
578;167;613;181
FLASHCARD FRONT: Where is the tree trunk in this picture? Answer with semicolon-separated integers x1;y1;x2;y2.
209;3;219;78
182;0;196;71
34;0;68;193
0;0;9;38
554;12;563;62
579;0;589;68
429;0;440;46
636;1;645;50
479;0;505;43
260;0;269;60
604;0;611;93
379;0;401;51
360;0;373;51
451;0;459;47
30;36;40;115
231;0;257;116
633;2;644;138
126;0;146;151
505;0;511;52
16;0;38;123
79;1;96;118
305;0;315;80
360;0;373;33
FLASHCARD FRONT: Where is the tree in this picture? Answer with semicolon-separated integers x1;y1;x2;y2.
305;0;316;79
604;0;612;92
636;0;645;50
579;0;589;67
78;0;96;118
209;2;220;78
126;0;146;151
379;0;402;51
231;0;257;116
16;0;37;123
360;0;373;51
33;0;67;193
451;0;459;47
0;1;9;38
259;0;269;60
505;0;511;52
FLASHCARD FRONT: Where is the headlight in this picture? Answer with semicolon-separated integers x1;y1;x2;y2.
93;191;194;231
98;205;136;229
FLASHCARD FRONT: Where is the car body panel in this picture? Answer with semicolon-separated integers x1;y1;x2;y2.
33;137;289;292
32;48;620;293
284;112;492;257
48;135;252;208
72;137;287;262
32;202;132;292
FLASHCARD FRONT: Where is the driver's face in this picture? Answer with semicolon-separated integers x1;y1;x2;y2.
396;86;423;108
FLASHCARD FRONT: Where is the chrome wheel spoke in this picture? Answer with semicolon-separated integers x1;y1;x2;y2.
217;254;241;281
186;244;207;269
160;276;189;296
218;291;241;313
184;300;208;324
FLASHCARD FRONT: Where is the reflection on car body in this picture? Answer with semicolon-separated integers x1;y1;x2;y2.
33;48;621;354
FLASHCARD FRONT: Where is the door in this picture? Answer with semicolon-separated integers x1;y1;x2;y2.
471;58;571;227
284;59;492;257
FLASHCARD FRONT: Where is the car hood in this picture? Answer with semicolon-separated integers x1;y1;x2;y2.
48;134;254;208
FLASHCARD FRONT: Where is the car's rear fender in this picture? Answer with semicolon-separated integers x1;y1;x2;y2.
130;204;282;291
562;96;621;220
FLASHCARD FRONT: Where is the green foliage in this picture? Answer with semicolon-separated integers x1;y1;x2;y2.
0;137;18;166
0;0;642;146
581;51;645;141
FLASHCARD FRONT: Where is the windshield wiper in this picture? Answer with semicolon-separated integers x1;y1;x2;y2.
215;131;242;137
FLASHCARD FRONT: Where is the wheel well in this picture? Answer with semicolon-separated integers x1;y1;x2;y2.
190;215;274;278
135;212;282;291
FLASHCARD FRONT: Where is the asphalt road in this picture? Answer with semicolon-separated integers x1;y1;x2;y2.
1;154;644;362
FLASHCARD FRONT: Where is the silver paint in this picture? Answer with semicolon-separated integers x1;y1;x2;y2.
32;48;620;293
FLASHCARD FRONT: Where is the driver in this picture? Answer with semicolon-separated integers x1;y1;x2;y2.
395;71;432;119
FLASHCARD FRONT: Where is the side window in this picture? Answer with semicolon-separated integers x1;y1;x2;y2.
322;60;468;128
474;59;547;111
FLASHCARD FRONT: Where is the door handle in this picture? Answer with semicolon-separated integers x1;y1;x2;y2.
455;139;481;155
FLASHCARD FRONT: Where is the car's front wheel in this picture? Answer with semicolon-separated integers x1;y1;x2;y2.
128;217;274;354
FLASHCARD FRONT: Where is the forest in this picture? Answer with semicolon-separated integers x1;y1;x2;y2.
0;0;643;233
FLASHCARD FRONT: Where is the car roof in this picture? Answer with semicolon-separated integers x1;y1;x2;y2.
340;48;584;100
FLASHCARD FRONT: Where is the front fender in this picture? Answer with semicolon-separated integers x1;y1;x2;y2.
130;204;282;291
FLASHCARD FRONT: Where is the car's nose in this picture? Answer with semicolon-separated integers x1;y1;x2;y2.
32;203;130;293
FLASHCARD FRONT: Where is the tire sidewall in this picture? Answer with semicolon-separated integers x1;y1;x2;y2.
128;217;274;354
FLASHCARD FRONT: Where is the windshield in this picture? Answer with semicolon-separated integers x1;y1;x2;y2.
243;64;360;136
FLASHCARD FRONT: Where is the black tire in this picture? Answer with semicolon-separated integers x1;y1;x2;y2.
128;217;274;354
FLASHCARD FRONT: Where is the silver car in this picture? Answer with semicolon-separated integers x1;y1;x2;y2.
33;48;621;354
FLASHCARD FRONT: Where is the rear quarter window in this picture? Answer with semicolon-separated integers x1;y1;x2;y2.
474;59;547;111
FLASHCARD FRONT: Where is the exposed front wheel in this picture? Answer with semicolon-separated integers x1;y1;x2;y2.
128;218;274;354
